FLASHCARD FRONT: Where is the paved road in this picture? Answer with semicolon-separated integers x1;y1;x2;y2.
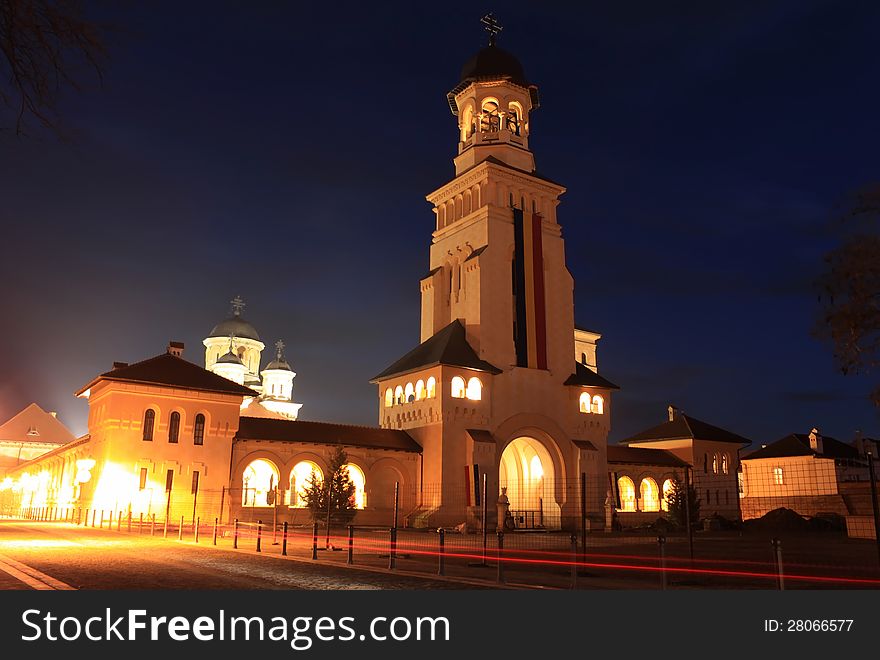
0;520;477;590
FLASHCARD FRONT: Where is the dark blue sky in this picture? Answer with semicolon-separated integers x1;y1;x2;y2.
2;1;879;444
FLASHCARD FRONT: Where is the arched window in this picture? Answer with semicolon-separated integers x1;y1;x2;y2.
289;461;323;508
480;98;500;132
580;352;587;366
579;392;591;413
193;414;205;446
640;478;660;512
712;453;719;475
344;464;366;509
591;395;604;414
466;377;482;401
617;476;636;512
506;102;522;135
426;376;436;398
461;104;475;140
415;380;425;401
451;376;466;398
168;411;180;444
394;385;404;405
142;409;155;442
384;388;393;407
241;459;279;507
721;454;729;475
405;382;415;403
661;478;675;512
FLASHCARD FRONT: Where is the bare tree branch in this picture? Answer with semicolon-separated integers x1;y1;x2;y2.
0;0;106;138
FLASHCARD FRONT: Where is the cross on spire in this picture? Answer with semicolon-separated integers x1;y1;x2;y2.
228;333;237;353
275;339;285;361
230;295;245;316
481;12;503;46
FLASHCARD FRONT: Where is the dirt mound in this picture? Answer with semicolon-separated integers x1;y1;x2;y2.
745;507;810;533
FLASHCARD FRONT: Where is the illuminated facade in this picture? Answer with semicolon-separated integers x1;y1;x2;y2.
371;33;619;530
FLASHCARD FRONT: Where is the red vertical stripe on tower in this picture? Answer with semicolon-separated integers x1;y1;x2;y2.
531;213;547;369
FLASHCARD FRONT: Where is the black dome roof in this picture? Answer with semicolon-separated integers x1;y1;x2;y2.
459;44;529;88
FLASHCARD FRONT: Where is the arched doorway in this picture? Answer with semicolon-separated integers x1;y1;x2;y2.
241;459;279;507
499;436;561;529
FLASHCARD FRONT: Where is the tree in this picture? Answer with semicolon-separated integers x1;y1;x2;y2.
665;476;700;530
815;183;880;406
300;447;357;526
0;0;106;136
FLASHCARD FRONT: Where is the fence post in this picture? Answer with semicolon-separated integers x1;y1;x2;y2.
867;451;880;567
481;474;488;566
127;512;132;533
163;514;168;538
233;519;239;549
150;514;155;536
178;516;184;541
570;533;578;589
256;520;262;553
658;534;667;590
194;517;200;543
771;538;785;590
282;521;288;556
99;510;104;528
109;510;114;529
347;525;354;565
580;472;588;566
438;528;445;576
117;511;122;532
388;527;396;570
683;467;694;562
312;522;318;560
213;518;218;545
496;531;505;583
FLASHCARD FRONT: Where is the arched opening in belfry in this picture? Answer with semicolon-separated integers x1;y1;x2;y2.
499;436;561;529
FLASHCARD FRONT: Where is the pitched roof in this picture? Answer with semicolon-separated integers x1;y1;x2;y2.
744;433;860;461
77;352;258;398
563;361;620;390
0;403;77;445
236;417;422;453
620;413;751;446
372;320;502;381
607;445;689;468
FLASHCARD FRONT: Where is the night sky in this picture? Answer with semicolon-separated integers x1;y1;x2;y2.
2;2;879;445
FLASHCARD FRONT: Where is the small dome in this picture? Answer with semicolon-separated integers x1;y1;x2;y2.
265;358;292;372
209;316;260;342
459;44;529;88
216;351;244;366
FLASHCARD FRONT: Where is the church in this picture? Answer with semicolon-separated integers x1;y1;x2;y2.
0;22;753;531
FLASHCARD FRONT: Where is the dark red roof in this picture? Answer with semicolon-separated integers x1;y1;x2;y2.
372;320;501;381
607;445;689;468
77;352;258;397
621;413;751;446
563;361;620;390
744;434;860;460
236;417;422;453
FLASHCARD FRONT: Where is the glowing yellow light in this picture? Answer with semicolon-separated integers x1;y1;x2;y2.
529;455;544;480
75;458;96;484
0;477;12;492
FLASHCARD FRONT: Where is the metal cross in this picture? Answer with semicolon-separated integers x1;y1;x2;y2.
230;295;245;316
481;13;503;45
275;339;285;360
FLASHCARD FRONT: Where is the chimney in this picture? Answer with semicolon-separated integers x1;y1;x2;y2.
112;361;128;370
667;405;679;422
808;428;823;454
167;341;185;357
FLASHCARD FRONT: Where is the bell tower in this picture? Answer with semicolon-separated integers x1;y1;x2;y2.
447;14;540;176
373;16;618;531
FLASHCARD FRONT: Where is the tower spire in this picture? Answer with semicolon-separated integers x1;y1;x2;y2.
481;12;502;46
